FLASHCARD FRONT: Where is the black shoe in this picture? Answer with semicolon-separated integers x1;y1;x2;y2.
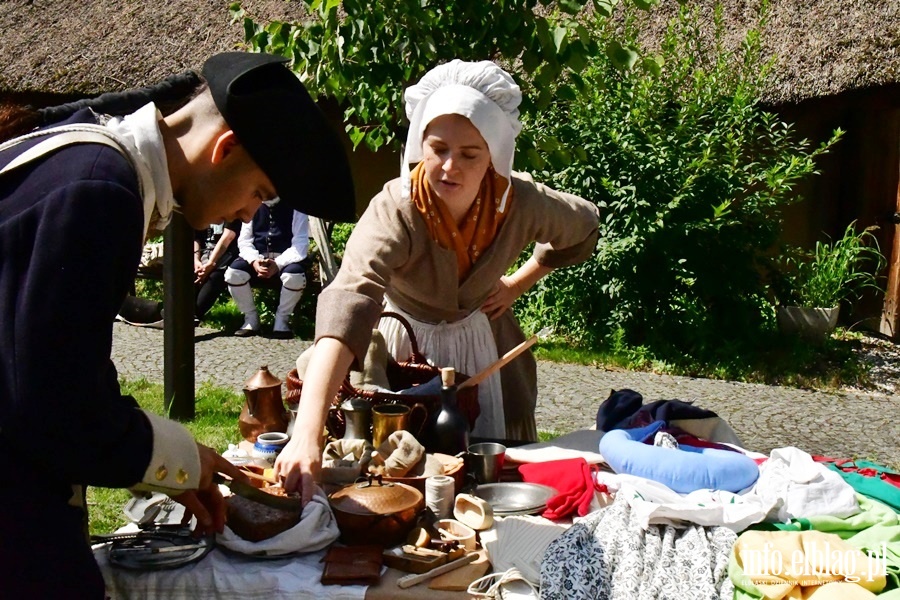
269;330;294;340
234;327;258;338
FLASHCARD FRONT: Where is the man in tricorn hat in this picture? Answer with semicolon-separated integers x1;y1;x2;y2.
0;52;356;597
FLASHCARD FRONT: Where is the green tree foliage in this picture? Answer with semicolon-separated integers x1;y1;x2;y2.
229;0;656;161
518;4;842;357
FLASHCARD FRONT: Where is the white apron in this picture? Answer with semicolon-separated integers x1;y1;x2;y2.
379;298;505;439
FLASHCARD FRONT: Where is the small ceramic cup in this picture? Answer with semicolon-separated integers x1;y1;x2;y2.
252;432;289;463
256;431;289;447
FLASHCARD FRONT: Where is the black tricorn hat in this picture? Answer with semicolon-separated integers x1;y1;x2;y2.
202;52;356;222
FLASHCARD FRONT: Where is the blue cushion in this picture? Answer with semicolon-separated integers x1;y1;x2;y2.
598;421;759;493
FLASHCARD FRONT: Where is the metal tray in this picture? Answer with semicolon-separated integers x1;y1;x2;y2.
471;482;556;516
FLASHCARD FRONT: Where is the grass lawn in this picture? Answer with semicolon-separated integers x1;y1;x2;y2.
87;379;245;535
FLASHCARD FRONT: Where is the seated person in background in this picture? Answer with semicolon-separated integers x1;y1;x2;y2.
117;220;240;326
225;197;310;339
277;60;600;505
194;219;240;323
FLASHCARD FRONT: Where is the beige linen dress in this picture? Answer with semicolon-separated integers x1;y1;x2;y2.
316;173;600;441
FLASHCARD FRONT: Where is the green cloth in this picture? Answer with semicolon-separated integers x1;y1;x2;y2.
825;461;900;513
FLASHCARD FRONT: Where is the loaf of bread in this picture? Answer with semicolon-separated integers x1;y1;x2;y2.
225;489;302;542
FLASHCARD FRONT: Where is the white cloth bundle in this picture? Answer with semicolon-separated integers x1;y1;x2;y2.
216;487;340;557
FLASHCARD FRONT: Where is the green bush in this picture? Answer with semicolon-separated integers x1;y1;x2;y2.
519;4;842;357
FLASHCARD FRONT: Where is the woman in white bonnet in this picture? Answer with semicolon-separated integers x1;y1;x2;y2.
277;60;599;502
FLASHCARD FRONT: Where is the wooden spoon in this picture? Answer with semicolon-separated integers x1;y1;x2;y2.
458;335;537;390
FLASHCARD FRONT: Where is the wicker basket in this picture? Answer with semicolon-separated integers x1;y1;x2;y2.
285;311;480;439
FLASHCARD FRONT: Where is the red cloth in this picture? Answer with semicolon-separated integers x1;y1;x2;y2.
518;458;608;520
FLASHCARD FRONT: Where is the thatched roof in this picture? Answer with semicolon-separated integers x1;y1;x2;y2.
627;0;900;104
0;0;307;100
1;0;898;105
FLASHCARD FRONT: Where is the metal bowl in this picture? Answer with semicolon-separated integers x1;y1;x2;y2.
471;482;557;516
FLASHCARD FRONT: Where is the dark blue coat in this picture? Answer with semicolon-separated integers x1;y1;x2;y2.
0;110;154;597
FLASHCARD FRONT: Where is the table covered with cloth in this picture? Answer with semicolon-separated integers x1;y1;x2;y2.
93;431;607;599
96;547;476;600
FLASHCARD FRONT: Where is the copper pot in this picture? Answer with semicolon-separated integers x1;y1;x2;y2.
328;475;424;546
239;365;289;442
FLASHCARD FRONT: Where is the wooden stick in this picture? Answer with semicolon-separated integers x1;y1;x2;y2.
397;553;479;589
239;468;279;485
458;335;538;390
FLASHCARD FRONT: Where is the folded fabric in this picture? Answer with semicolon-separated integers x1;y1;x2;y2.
322;438;374;469
750;447;859;522
348;328;391;391
541;494;737;599
596;388;719;430
595;388;743;445
97;547;367;600
374;430;425;477
505;429;606;465
820;459;900;512
595;471;775;532
480;515;570;585
321;438;374;484
599;420;760;494
518;457;607;520
730;530;886;599
217;486;340;557
396;374;442;396
764;495;900;595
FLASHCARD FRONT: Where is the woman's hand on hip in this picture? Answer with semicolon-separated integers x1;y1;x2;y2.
482;276;521;320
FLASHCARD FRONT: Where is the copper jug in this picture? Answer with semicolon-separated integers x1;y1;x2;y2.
239;365;289;442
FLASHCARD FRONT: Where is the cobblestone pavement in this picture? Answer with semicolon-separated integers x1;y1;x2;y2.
111;323;900;468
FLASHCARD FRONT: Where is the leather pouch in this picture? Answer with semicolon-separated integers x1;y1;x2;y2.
320;544;383;586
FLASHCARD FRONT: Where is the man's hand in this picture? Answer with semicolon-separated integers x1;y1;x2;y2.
194;260;213;284
253;258;279;280
171;443;247;536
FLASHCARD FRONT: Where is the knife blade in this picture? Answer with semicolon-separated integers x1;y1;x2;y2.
214;473;303;511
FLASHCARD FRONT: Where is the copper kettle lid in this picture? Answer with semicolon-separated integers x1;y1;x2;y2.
329;475;423;516
244;365;281;391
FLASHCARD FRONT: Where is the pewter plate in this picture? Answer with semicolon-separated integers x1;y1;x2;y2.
472;482;557;516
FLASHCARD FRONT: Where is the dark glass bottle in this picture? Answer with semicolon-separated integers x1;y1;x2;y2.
430;367;470;455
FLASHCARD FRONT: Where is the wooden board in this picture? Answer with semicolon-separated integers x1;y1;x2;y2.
428;550;491;591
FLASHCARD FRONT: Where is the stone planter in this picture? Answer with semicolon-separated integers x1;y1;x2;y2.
776;306;840;342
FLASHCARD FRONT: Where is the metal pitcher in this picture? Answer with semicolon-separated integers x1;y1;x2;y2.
326;397;372;441
239;365;288;442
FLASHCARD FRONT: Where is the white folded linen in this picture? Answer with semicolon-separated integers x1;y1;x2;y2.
216;487;340;557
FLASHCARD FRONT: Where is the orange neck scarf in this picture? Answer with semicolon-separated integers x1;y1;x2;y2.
410;162;513;281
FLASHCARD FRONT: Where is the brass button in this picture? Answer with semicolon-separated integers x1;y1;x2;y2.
176;469;189;485
155;465;168;481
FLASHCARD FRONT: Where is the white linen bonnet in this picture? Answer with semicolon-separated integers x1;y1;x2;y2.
402;59;522;211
